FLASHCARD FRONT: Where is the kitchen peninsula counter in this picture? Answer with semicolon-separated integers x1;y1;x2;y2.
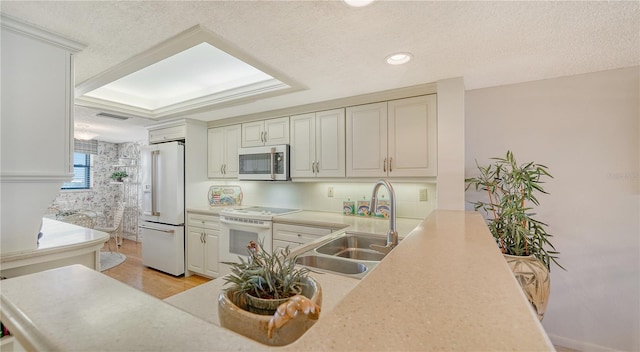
0;211;553;351
0;218;109;278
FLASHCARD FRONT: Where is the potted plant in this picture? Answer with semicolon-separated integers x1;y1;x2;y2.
110;171;128;182
218;241;322;346
465;151;563;320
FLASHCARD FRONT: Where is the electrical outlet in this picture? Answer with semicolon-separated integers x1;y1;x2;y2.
327;186;334;197
419;188;428;201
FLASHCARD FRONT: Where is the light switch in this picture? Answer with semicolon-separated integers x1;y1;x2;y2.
419;188;428;201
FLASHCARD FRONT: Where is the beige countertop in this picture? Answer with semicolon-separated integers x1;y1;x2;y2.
187;206;423;239
165;270;359;327
0;210;553;351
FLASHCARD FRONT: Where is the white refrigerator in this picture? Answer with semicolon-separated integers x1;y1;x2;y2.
139;141;185;276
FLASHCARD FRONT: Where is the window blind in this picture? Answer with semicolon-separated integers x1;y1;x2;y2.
74;139;98;154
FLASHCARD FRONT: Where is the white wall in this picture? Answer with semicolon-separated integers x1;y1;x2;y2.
436;77;466;210
465;66;639;351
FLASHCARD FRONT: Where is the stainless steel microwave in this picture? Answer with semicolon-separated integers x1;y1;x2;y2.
237;144;290;181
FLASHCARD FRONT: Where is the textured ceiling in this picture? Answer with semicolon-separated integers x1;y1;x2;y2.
2;1;639;143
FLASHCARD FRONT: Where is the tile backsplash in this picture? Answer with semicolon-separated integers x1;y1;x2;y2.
216;181;437;219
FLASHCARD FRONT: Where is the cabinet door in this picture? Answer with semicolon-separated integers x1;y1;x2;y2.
241;121;265;147
388;95;437;177
264;117;289;146
316;108;345;177
186;227;204;274
149;125;186;143
290;113;316;178
204;230;219;277
346;102;388;177
223;124;241;177
207;128;224;178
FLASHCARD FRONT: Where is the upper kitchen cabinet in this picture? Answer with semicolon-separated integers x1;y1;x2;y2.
346;95;437;178
149;124;187;144
1;15;85;254
241;116;289;147
208;124;241;179
290;109;345;178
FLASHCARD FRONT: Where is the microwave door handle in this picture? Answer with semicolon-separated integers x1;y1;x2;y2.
151;150;160;216
270;147;276;180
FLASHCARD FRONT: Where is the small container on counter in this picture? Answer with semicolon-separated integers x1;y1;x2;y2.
374;194;390;219
356;196;370;217
342;198;355;215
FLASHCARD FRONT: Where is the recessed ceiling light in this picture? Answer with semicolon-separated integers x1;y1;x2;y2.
386;52;413;65
344;0;375;7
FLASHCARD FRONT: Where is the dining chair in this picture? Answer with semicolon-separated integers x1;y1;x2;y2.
95;202;126;253
60;213;96;229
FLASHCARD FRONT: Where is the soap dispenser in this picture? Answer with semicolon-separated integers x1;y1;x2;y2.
343;197;355;215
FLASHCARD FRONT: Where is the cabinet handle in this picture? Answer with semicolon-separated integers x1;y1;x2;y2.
220;164;224;174
389;157;392;172
222;163;226;175
383;157;387;172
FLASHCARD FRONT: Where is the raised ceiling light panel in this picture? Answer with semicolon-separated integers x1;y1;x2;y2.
75;25;302;119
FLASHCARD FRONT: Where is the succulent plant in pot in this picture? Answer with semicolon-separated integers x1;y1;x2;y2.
222;240;313;315
465;151;563;320
110;171;128;182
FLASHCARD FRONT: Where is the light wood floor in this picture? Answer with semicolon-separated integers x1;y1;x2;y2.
100;239;210;300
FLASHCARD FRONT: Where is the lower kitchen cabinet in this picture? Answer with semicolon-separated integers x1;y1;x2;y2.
272;223;333;252
186;212;220;278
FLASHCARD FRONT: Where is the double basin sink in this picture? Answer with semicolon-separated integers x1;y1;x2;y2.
295;232;390;279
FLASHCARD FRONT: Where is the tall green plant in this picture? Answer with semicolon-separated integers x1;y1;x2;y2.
465;151;563;271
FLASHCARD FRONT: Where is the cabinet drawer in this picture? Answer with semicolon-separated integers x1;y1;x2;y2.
149;125;186;143
187;212;220;230
273;239;304;252
273;223;332;244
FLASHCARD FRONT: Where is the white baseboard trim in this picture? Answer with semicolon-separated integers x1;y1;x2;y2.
548;334;620;352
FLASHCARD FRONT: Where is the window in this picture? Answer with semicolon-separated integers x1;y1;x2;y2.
62;153;92;190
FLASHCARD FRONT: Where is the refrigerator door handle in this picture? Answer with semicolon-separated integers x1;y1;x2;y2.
139;224;175;233
151;150;160;216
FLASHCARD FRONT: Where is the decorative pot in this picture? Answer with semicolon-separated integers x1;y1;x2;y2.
504;254;550;321
218;277;322;346
243;293;291;315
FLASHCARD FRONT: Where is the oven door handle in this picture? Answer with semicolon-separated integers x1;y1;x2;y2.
220;218;271;229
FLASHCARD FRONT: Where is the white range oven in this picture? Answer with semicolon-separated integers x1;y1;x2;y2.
219;206;300;276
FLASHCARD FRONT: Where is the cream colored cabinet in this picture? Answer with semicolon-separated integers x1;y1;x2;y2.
290;109;345;178
346;95;437;177
186;212;220;278
149;124;186;143
272;223;333;252
241;117;289;147
208;125;241;178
